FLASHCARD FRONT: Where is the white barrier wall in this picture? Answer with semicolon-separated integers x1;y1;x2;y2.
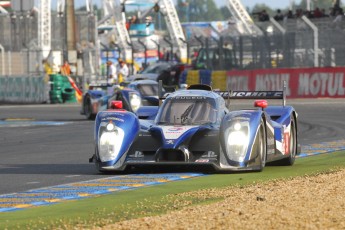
0;76;48;103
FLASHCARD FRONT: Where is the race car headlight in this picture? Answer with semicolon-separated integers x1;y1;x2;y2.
226;121;249;162
129;93;141;112
106;122;115;131
98;124;124;162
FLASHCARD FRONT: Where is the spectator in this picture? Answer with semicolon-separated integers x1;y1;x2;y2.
145;16;152;26
305;10;313;19
321;8;329;17
334;9;343;21
259;10;270;22
42;59;52;75
285;10;294;19
158;49;164;60
295;9;303;18
130;15;139;24
126;17;131;30
332;9;344;28
60;60;71;77
333;1;342;12
329;7;336;17
127;15;139;30
107;60;117;84
274;9;284;21
313;7;323;18
162;48;171;61
117;59;129;83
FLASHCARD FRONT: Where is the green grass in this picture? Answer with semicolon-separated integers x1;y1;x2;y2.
1;151;345;229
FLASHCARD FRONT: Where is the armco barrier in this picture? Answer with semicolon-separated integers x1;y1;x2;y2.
199;70;212;86
185;70;199;86
183;67;345;98
211;71;227;90
0;75;48;103
180;70;227;90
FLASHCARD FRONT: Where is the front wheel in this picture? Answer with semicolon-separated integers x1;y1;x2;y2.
84;96;95;120
253;119;267;172
256;121;267;171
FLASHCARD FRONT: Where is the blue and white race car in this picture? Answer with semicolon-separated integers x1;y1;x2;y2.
126;80;160;106
90;84;299;172
80;83;142;120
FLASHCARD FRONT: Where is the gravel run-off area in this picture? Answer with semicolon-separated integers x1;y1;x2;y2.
97;169;345;230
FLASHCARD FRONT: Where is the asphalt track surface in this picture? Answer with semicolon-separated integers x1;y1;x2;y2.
0;99;345;196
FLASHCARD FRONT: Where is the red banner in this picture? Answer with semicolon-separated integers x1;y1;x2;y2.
134;50;158;58
226;67;345;98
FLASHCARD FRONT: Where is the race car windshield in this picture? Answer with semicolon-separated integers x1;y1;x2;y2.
157;98;217;125
137;84;158;96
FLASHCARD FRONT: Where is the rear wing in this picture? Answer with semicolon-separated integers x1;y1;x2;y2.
216;91;283;99
215;81;287;106
157;81;287;106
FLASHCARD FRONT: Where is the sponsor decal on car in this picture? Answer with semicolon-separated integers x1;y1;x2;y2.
195;159;210;163
173;96;207;100
218;91;283;98
161;126;197;140
167;127;184;132
102;117;125;122
283;132;290;155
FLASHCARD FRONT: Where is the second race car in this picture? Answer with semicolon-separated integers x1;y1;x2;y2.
80;83;142;120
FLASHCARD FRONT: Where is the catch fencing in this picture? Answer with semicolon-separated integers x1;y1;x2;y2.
2;12;345;75
1;11;345;102
0;11;97;77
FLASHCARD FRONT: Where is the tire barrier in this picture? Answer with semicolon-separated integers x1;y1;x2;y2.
199;69;212;86
50;81;63;91
49;90;63;104
49;74;76;104
211;71;227;90
180;70;226;89
62;87;77;103
185;70;199;86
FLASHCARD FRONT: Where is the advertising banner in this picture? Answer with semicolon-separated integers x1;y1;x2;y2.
226;67;345;98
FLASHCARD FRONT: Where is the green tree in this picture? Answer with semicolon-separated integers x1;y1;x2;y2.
188;0;223;22
251;4;275;15
177;0;189;22
250;4;275;21
220;6;231;20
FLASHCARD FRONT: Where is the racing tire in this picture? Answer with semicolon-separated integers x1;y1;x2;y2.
255;119;267;172
84;96;95;120
278;115;297;166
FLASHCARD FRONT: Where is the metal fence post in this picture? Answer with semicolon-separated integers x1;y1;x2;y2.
302;15;319;67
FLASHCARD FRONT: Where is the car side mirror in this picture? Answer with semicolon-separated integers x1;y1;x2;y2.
180;84;188;90
109;100;123;110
